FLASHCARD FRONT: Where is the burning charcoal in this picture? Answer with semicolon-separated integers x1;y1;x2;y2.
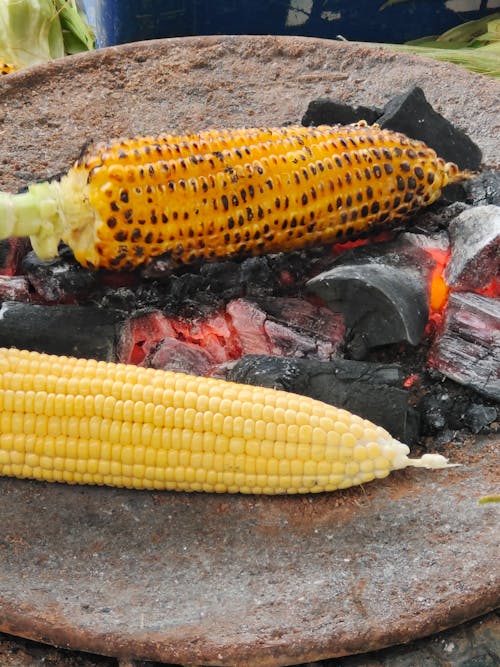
0;301;123;360
429;293;500;401
263;319;333;360
119;309;236;367
444;205;500;291
400;230;449;253
464;404;498;434
306;242;434;355
377;86;482;171
256;296;343;336
256;296;345;354
302;98;382;127
173;311;236;364
23;248;97;302
0;275;32;302
118;310;176;365
462;170;500;207
225;299;272;355
146;338;216;376
0;238;29;276
226;297;341;361
226;355;419;443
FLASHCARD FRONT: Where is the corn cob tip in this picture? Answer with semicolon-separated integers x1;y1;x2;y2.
399;452;459;470
444;161;473;187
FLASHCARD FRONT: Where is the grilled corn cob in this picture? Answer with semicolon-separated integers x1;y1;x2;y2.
0;62;16;75
0;123;465;271
0;347;453;493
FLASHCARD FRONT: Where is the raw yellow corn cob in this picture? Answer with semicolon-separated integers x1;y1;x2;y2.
0;63;16;75
0;123;464;271
0;347;453;494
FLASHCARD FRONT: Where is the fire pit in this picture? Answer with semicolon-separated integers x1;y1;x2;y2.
0;36;498;666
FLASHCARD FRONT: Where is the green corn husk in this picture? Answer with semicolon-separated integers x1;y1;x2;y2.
56;0;95;54
375;12;500;78
0;0;94;70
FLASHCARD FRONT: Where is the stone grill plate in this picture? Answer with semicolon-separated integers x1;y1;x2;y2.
0;36;498;666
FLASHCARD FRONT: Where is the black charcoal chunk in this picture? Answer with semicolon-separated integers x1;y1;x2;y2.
200;261;242;299
227;355;419;443
90;282;173;312
139;253;177;279
91;286;141;311
462;170;500;207
411;201;470;234
23;249;97;302
377;86;482;171
302;98;382;127
464;404;498;434
419;393;453;435
444;205;500;290
238;256;279;297
411;202;470;234
161;273;224;318
307;243;434;352
429;293;500;401
0;301;124;360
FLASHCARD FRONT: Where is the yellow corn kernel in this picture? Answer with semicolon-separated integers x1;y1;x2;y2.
1;63;16;76
0;124;466;270
0;348;454;494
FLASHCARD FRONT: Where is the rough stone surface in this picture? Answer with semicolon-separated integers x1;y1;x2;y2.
0;609;499;666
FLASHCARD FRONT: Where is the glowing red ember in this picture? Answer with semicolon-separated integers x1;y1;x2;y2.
425;247;451;314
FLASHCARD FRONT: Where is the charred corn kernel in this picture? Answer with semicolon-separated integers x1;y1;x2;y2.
0;124;466;270
0;63;16;76
0;348;455;494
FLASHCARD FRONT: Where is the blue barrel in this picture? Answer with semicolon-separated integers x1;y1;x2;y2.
89;1;497;48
